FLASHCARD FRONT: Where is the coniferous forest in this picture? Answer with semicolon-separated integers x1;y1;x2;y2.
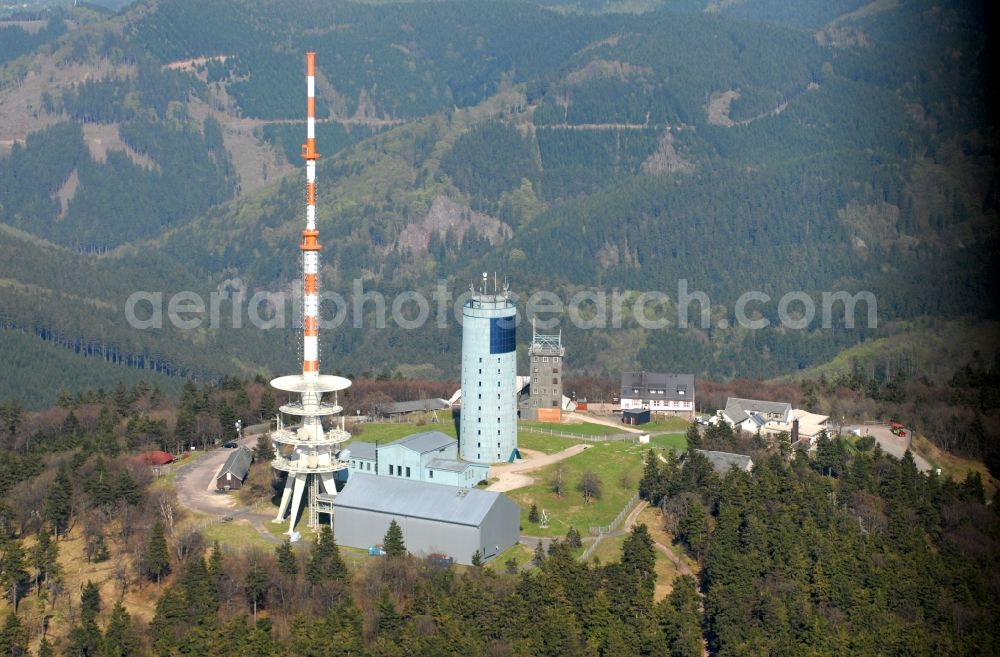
0;380;998;656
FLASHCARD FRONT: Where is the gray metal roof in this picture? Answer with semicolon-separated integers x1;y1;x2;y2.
381;398;451;415
346;441;376;461
724;397;791;423
387;430;455;454
693;449;753;475
219;446;253;480
334;473;510;526
620;371;695;401
426;458;473;473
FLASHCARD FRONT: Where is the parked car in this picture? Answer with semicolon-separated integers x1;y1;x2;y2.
368;545;386;557
428;553;453;567
223;441;238;448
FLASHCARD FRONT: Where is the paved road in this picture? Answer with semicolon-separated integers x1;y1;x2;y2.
856;425;932;473
171;437;287;544
173;446;242;516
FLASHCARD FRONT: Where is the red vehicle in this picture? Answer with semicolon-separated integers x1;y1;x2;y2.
890;422;906;437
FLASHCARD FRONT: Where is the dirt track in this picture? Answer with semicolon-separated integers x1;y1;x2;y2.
487;445;591;492
563;411;646;434
857;425;932;473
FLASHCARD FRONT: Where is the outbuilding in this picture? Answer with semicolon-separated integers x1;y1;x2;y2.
332;473;519;565
693;449;754;476
216;446;254;491
622;409;651;425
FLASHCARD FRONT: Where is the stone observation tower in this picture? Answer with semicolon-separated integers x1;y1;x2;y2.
523;318;564;421
269;52;352;538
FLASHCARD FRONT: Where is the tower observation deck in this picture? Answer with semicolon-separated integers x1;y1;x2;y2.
269;52;351;537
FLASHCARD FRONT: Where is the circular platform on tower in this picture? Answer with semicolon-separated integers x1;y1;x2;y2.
278;402;344;417
270;374;352;394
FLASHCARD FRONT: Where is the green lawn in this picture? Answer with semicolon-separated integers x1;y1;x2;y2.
642;417;693;433
519;420;618;436
486;542;535;572
347;420;456;444
508;441;650;537
586;533;626;564
201;520;276;550
649;432;687;450
517;431;584;454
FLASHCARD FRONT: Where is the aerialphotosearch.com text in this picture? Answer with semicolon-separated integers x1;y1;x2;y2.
124;279;877;332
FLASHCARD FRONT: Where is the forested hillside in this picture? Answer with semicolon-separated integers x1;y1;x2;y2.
0;0;996;406
0;381;997;656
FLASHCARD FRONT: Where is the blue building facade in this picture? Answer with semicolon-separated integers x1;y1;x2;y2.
343;431;489;487
460;290;518;463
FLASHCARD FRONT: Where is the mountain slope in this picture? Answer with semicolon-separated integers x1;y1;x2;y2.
0;0;996;405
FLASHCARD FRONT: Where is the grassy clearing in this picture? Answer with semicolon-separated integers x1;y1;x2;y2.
485;542;535;572
912;434;998;495
586;533;626;564
585;530;676;576
649;432;687;450
517;431;584;454
509;441;649;537
201;519;276;551
637;506;698;599
651;548;679;601
520;420;618;436
642;417;693;432
339;545;371;568
347;420;456;444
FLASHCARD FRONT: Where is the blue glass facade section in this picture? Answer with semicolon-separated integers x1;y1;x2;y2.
489;318;516;354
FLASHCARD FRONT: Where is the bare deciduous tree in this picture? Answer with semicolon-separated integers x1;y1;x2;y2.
578;471;602;505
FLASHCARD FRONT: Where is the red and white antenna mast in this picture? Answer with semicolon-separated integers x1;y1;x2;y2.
301;51;321;379
269;53;352;539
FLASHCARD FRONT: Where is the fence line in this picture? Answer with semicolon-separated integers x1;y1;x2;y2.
519;427;635;443
580;535;604;562
588;492;640;536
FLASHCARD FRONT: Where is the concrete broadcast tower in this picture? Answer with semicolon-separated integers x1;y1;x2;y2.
270;53;351;538
460;273;518;464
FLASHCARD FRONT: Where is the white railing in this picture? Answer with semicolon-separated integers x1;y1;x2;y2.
579;536;604;562
271;456;348;473
588;492;639;536
519;426;634;442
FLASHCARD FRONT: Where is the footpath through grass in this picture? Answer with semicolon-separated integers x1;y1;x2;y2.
508;440;653;537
